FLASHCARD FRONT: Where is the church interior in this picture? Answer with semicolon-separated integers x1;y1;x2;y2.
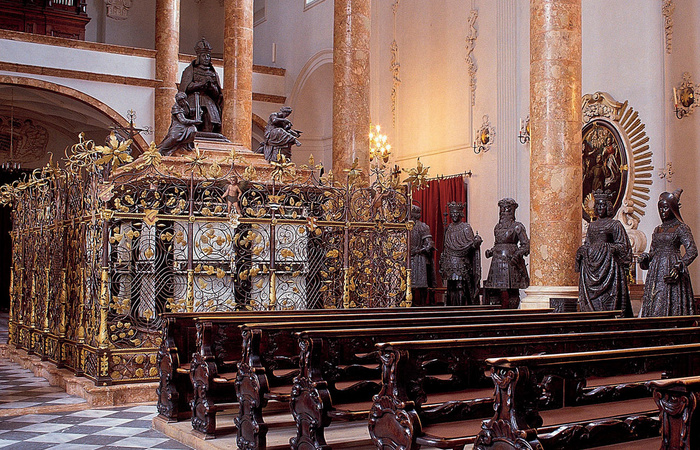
1;0;700;449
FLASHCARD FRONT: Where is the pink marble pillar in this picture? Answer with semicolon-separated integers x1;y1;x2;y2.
525;0;582;306
154;0;180;144
222;0;253;149
332;0;370;179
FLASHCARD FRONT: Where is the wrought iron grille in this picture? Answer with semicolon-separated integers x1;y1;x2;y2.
1;135;412;385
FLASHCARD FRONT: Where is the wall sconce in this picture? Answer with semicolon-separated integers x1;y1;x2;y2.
518;116;530;144
673;72;699;119
369;124;392;163
473;115;495;154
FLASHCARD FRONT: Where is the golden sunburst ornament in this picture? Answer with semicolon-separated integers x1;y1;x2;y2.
402;158;430;190
270;154;296;182
136;142;162;170
344;157;363;187
95;132;133;168
184;143;208;176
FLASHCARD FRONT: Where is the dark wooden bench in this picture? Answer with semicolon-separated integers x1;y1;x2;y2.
156;305;501;422
473;344;700;449
368;323;700;449
291;315;699;449
234;311;620;447
646;375;700;450
187;307;547;437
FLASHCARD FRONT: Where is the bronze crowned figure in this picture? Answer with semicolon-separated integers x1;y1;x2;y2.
410;204;436;306
575;189;633;317
484;198;530;308
439;201;482;306
179;38;223;135
640;189;698;317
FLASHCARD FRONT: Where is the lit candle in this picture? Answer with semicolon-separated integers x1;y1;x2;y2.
673;87;679;107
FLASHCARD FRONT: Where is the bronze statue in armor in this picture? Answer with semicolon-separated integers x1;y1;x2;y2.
484;198;530;308
439;202;482;306
640;189;698;316
410;204;436;306
575;189;633;317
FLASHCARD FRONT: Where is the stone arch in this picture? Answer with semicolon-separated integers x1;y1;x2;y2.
288;49;333;168
0;75;149;155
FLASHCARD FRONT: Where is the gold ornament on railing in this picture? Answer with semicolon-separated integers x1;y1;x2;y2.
402;158;430;190
135;142;162;170
95;131;133;168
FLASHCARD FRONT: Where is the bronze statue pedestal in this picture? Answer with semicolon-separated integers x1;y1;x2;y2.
115;139;310;183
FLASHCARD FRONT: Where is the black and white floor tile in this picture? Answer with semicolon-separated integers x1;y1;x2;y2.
0;313;192;449
0;406;192;449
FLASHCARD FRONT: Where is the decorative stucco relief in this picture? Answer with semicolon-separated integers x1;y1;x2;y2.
465;9;478;106
0;116;49;163
662;0;674;54
390;0;401;128
106;0;132;20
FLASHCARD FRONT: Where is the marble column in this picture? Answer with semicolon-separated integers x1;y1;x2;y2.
332;0;370;179
154;0;180;144
523;0;582;308
222;0;253;149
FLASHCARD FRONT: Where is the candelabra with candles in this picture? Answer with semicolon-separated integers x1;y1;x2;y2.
518;116;530;144
369;124;392;163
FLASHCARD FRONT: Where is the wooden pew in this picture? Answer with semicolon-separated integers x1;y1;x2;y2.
292;315;699;449
234;311;620;447
368;324;700;449
646;375;700;450
187;307;551;437
156;305;501;422
473;344;700;449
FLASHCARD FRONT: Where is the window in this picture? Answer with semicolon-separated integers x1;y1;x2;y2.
304;0;325;11
254;0;265;26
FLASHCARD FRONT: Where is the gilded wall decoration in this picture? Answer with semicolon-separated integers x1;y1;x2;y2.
673;72;699;119
582;92;652;254
662;0;674;54
465;9;478;106
0;117;49;164
390;0;401;129
659;162;674;182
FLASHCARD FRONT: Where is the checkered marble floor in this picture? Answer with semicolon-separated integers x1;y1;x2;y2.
0;359;87;409
0;405;192;449
0;314;192;449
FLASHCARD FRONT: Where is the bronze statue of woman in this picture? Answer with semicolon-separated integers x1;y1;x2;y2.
575;189;633;317
640;189;697;316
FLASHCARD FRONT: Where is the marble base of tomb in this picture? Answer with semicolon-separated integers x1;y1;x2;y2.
4;345;158;407
521;285;579;310
114;139;309;183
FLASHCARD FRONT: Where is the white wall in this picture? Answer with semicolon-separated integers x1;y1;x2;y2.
665;0;700;288
582;0;668;282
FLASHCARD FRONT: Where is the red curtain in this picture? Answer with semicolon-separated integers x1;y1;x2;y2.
412;176;466;287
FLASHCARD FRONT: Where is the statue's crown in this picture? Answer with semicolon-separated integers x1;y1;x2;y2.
195;38;212;55
447;201;464;213
592;189;612;202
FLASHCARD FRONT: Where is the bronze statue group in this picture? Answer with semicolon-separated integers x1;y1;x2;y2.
161;40;696;319
411;189;697;317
